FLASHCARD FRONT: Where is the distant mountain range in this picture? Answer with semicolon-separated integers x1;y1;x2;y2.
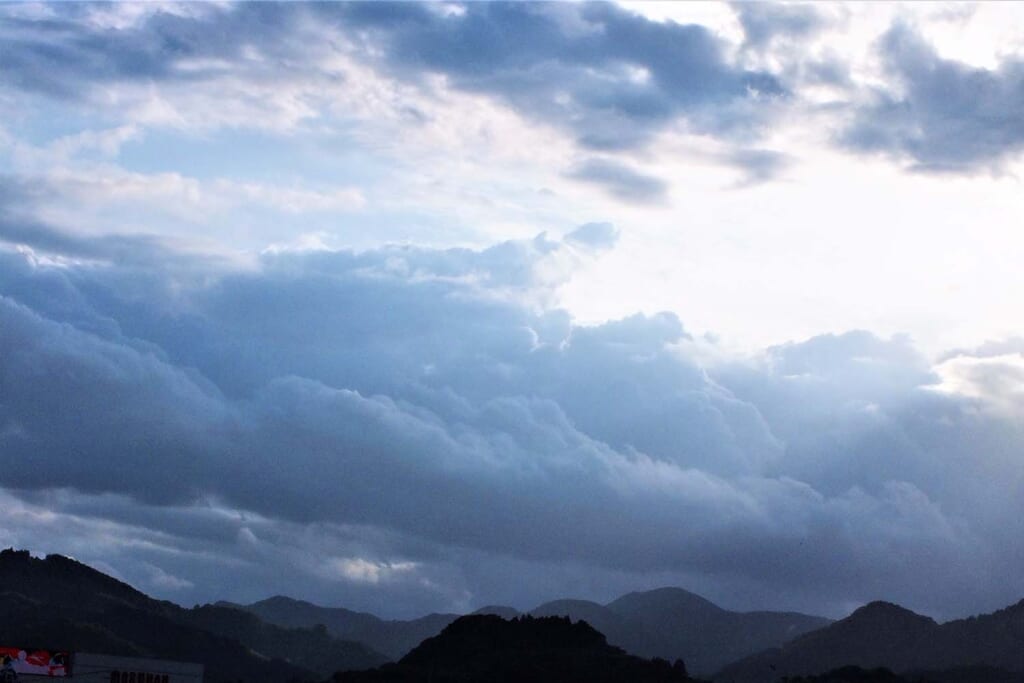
717;600;1024;682
333;613;694;682
7;547;1024;683
233;586;829;675
223;595;460;661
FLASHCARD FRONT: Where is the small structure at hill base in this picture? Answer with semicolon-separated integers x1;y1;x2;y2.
60;654;202;683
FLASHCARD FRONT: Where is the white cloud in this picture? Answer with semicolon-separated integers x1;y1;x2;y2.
323;557;420;585
145;562;196;591
932;353;1024;414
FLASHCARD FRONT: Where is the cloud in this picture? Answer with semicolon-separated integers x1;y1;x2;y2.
726;148;793;186
940;336;1024;362
2;230;1024;620
735;3;826;51
3;3;1024;621
8;1;1024;211
330;2;785;150
0;3;285;99
567;158;668;203
0;4;364;136
842;23;1024;172
933;353;1024;415
320;557;420;585
565;222;620;251
0;3;784;151
145;563;195;591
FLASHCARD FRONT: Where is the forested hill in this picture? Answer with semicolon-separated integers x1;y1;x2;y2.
334;613;696;683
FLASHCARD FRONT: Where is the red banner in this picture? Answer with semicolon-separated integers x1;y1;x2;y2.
0;648;70;677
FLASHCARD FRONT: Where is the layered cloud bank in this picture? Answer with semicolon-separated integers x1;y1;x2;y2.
2;230;1023;619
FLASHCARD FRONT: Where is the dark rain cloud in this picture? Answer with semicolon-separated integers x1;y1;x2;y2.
842;23;1024;172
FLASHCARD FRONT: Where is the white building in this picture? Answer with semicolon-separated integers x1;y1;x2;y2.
71;653;203;683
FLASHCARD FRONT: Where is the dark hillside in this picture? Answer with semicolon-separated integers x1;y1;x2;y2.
715;600;1024;682
0;549;385;681
334;614;694;683
530;598;643;654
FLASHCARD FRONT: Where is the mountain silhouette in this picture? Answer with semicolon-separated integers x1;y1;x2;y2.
333;613;694;682
239;587;827;675
7;547;1024;682
529;598;644;653
471;605;521;619
0;548;385;682
232;595;460;660
716;599;1024;682
544;588;830;675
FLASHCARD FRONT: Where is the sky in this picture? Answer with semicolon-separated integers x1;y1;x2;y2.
2;1;1024;622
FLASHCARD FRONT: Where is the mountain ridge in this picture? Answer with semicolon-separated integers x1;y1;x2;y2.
237;585;830;675
334;613;695;682
13;547;1024;683
0;549;386;682
237;594;461;660
716;597;1024;682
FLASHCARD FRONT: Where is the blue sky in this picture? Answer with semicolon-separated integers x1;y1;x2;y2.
2;1;1024;621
